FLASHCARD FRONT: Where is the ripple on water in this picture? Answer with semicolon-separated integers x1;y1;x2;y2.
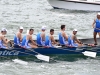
0;0;100;75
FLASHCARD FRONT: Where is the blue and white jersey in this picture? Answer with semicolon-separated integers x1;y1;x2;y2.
21;36;26;46
14;35;20;45
0;40;6;48
59;33;68;45
21;35;31;48
68;35;78;47
45;36;53;47
95;19;100;28
94;19;100;32
36;33;45;46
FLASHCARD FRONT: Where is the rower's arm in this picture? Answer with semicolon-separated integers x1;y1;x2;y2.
92;19;96;28
41;33;45;41
75;36;82;44
51;36;57;44
2;36;10;44
63;32;68;40
17;33;22;41
30;36;37;45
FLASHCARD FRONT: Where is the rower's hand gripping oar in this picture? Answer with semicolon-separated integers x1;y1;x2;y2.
61;46;97;58
81;44;97;58
75;42;97;58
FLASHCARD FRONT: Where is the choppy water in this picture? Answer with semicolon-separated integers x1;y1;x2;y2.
0;58;100;75
0;0;99;40
0;0;100;75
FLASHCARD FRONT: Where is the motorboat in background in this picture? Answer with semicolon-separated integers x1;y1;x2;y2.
47;0;100;11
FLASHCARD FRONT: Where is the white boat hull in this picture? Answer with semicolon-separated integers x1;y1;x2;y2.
48;0;100;11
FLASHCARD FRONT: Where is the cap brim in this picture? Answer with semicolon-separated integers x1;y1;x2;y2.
97;13;100;15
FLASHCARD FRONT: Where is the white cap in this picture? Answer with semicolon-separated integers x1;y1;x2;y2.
97;12;100;15
41;26;46;30
1;28;7;32
19;26;23;29
73;29;77;31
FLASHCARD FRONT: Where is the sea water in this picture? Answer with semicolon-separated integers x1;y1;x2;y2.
0;0;100;75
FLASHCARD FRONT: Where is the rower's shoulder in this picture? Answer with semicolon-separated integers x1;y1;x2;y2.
0;35;5;39
49;34;53;38
17;32;22;35
71;34;75;37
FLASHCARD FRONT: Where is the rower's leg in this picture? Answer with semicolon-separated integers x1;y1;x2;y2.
98;32;100;38
30;45;38;48
77;43;83;47
93;32;97;45
29;44;38;48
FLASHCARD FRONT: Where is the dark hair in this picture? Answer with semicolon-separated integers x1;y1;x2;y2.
29;29;34;31
50;29;54;32
61;25;65;29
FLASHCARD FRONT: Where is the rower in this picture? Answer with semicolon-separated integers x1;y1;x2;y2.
36;26;46;46
68;29;83;47
59;25;68;46
0;28;10;48
14;26;23;46
45;29;58;47
21;29;37;48
92;12;100;45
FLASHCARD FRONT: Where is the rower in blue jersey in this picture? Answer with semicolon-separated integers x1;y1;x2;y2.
68;29;83;47
45;29;58;47
59;25;68;45
36;26;46;46
92;13;100;45
0;28;10;48
14;26;23;46
21;29;37;48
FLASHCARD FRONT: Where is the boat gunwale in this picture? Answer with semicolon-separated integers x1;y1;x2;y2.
58;0;100;5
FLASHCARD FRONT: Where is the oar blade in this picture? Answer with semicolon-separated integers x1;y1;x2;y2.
35;54;50;62
12;59;28;65
82;51;97;58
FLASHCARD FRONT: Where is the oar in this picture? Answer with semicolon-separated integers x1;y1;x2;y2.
12;59;28;65
82;51;96;58
7;44;50;62
74;44;97;58
21;47;50;62
57;46;97;58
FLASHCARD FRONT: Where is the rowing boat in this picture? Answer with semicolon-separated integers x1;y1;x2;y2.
0;45;99;56
0;43;99;62
1;38;100;56
0;38;99;62
47;0;100;11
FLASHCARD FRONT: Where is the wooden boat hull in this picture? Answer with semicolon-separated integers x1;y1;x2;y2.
48;0;100;11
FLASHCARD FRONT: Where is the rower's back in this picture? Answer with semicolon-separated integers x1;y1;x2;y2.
36;26;46;46
14;32;20;45
59;25;68;45
14;26;23;46
0;28;8;48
